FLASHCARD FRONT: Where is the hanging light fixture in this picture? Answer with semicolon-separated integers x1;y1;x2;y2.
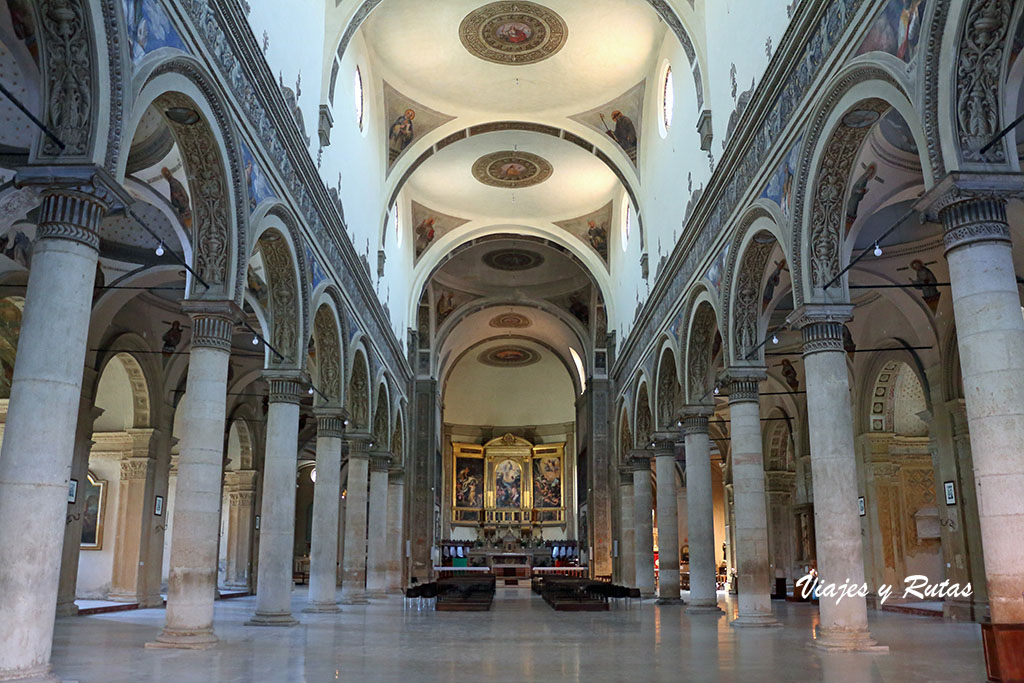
310;468;317;483
771;333;779;345
873;242;882;257
252;335;260;345
155;241;165;256
713;384;720;396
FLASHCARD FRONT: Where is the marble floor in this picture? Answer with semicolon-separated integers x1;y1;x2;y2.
50;587;986;682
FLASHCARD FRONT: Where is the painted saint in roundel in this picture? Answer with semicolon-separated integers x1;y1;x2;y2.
460;2;568;65
472;151;552;188
496;21;532;44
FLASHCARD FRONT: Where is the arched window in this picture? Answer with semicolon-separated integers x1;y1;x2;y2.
353;67;364;131
660;65;674;136
621;200;632;252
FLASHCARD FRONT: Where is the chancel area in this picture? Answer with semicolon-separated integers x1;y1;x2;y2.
0;0;1023;681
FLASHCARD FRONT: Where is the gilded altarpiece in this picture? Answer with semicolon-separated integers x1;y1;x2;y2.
451;434;565;528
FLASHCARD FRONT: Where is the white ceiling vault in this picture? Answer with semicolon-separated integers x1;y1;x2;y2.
339;0;697;391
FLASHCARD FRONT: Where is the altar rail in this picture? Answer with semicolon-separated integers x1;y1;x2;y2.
434;566;589;579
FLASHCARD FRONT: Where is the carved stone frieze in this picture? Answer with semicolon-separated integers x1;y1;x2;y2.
38;0;95;158
259;233;299;364
313;306;342;401
731;237;773;359
348;356;369;429
686;303;716;404
955;0;1013;163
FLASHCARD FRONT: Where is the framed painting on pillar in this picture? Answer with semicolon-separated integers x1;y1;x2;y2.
451;443;484;525
80;472;106;550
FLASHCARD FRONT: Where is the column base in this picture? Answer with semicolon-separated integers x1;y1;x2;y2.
146;627;219;650
656;597;684;605
981;622;1024;682
245;612;299;627
639;591;656;599
302;602;341;613
107;591;142;603
0;663;60;682
731;614;782;628
340;590;369;605
54;600;79;617
365;591;388;599
813;626;888;652
685;602;724;615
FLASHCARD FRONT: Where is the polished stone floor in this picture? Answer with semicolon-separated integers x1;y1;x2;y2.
50;587;986;682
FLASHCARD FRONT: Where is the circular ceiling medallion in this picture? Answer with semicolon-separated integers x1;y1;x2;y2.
472;150;553;188
489;312;532;329
479;345;541;367
482;248;545;271
459;1;568;66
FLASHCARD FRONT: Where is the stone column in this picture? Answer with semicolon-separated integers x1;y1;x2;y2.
248;374;305;627
409;380;438;582
630;452;655;598
365;453;391;598
337;440;348;587
682;409;723;614
304;410;345;612
652;434;682;603
923;178;1024;676
725;372;778;627
385;468;405;592
0;172;120;680
340;433;371;603
148;302;238;650
56;392;102;616
948;400;989;620
618;470;636;588
223;470;258;590
795;307;883;650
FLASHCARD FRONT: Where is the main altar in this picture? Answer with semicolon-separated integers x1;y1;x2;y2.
451;434;566;529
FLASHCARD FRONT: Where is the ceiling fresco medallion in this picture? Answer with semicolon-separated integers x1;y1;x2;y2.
479;345;541;367
489;312;532;328
472;150;553;188
459;1;568;66
482;248;545;271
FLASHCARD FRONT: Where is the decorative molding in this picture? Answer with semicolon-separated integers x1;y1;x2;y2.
313;306;342;401
723;373;764;404
686;303;716;404
681;413;710;436
119;457;152;481
316;412;347;439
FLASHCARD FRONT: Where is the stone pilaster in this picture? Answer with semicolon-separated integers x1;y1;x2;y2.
149;301;240;651
794;306;884;651
617;469;635;588
385;468;405;592
764;470;796;586
108;429;160;605
651;433;682;603
628;451;655;598
248;373;306;627
223;469;258;590
304;409;346;612
947;399;989;620
365;452;391;598
723;371;778;627
0;168;127;680
340;432;372;603
682;408;723;614
408;380;437;582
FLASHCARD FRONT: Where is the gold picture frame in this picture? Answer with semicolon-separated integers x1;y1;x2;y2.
80;471;106;550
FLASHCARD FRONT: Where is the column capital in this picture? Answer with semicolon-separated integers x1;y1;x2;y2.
619;468;635;486
721;368;765;404
791;304;854;357
314;407;348;439
263;371;309;405
119;456;153;481
345;431;374;458
388;467;405;483
625;449;651;471
14;165;132;251
182;300;242;352
649;431;677;458
369;452;391;473
915;172;1022;253
680;408;712;436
